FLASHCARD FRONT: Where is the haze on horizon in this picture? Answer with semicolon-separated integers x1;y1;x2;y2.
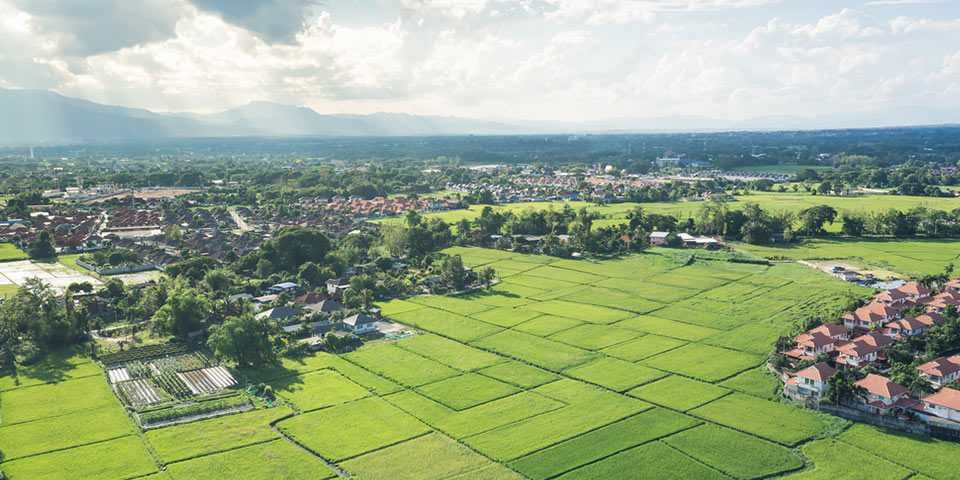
1;0;959;125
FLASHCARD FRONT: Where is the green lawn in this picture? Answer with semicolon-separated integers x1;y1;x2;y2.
0;242;27;262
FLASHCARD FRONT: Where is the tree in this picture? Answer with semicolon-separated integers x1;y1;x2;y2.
797;205;837;236
28;231;56;259
207;313;278;368
841;214;865;237
297;262;332;287
441;254;468;291
0;278;74;349
826;370;864;406
151;284;211;338
202;269;235;294
255;258;274;278
479;267;496;289
891;361;935;395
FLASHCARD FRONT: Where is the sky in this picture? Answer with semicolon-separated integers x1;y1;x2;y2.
1;0;959;123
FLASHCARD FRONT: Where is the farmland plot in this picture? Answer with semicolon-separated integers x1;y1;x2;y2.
0;435;158;480
341;433;501;480
663;424;803;479
554;442;728;480
164;439;337;480
147;406;293;462
690;394;844;446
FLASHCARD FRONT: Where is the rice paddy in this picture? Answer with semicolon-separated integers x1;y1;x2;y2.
2;244;958;479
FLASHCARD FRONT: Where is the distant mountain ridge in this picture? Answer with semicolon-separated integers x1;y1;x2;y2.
1;88;958;146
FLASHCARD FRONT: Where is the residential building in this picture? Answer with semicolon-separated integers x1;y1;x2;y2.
649;231;669;246
835;332;893;367
917;355;960;387
341;313;377;335
785;363;836;401
256;306;297;321
855;374;914;414
884;316;932;339
843;302;902;330
267;282;299;295
785;324;848;360
922;387;960;422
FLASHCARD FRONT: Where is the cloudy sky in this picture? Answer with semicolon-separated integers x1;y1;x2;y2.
1;0;959;122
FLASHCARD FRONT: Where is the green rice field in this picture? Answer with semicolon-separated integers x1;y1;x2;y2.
2;245;959;479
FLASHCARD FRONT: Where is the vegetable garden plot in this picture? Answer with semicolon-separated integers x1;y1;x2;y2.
176;366;237;395
107;367;130;383
115;378;166;407
509;408;700;480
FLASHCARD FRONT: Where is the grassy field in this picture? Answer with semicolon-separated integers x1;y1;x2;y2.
3;245;960;479
734;238;960;278
373;192;960;235
0;242;27;262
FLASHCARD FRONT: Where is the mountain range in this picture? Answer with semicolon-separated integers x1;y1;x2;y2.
1;88;958;146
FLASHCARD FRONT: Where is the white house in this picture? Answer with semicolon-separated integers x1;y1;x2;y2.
917;355;960;387
342;313;377;335
785;363;835;401
855;374;913;414
922;387;960;422
649;231;669;246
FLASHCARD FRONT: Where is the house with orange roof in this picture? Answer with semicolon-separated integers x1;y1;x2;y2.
914;312;945;329
925;291;960;313
884;316;932;339
784;324;849;361
855;373;915;414
895;282;931;302
922;387;960;422
835;332;894;367
842;302;902;331
785;362;836;401
917;355;960;387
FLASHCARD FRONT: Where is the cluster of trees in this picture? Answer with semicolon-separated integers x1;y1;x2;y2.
839;207;960;238
0;279;83;366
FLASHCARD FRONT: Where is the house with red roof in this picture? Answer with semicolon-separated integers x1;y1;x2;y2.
895;282;931;302
917;355;960;387
785;363;836;401
922;387;960;422
884;316;932;339
835;332;894;367
843;302;902;331
925;291;960;313
785;324;849;361
855;374;915;414
914;312;945;329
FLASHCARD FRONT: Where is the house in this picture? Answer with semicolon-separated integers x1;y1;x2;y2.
294;292;324;306
855;374;914;414
895;282;931;302
874;289;911;306
884;316;931;339
922;387;960;422
256;306;298;321
915;312;946;329
925;291;960;313
649;231;669;246
785;323;850;360
785;362;836;401
341;313;377;335
305;299;342;315
267;282;299;295
326;278;351;298
917;355;960;387
835;332;893;367
842;302;902;330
